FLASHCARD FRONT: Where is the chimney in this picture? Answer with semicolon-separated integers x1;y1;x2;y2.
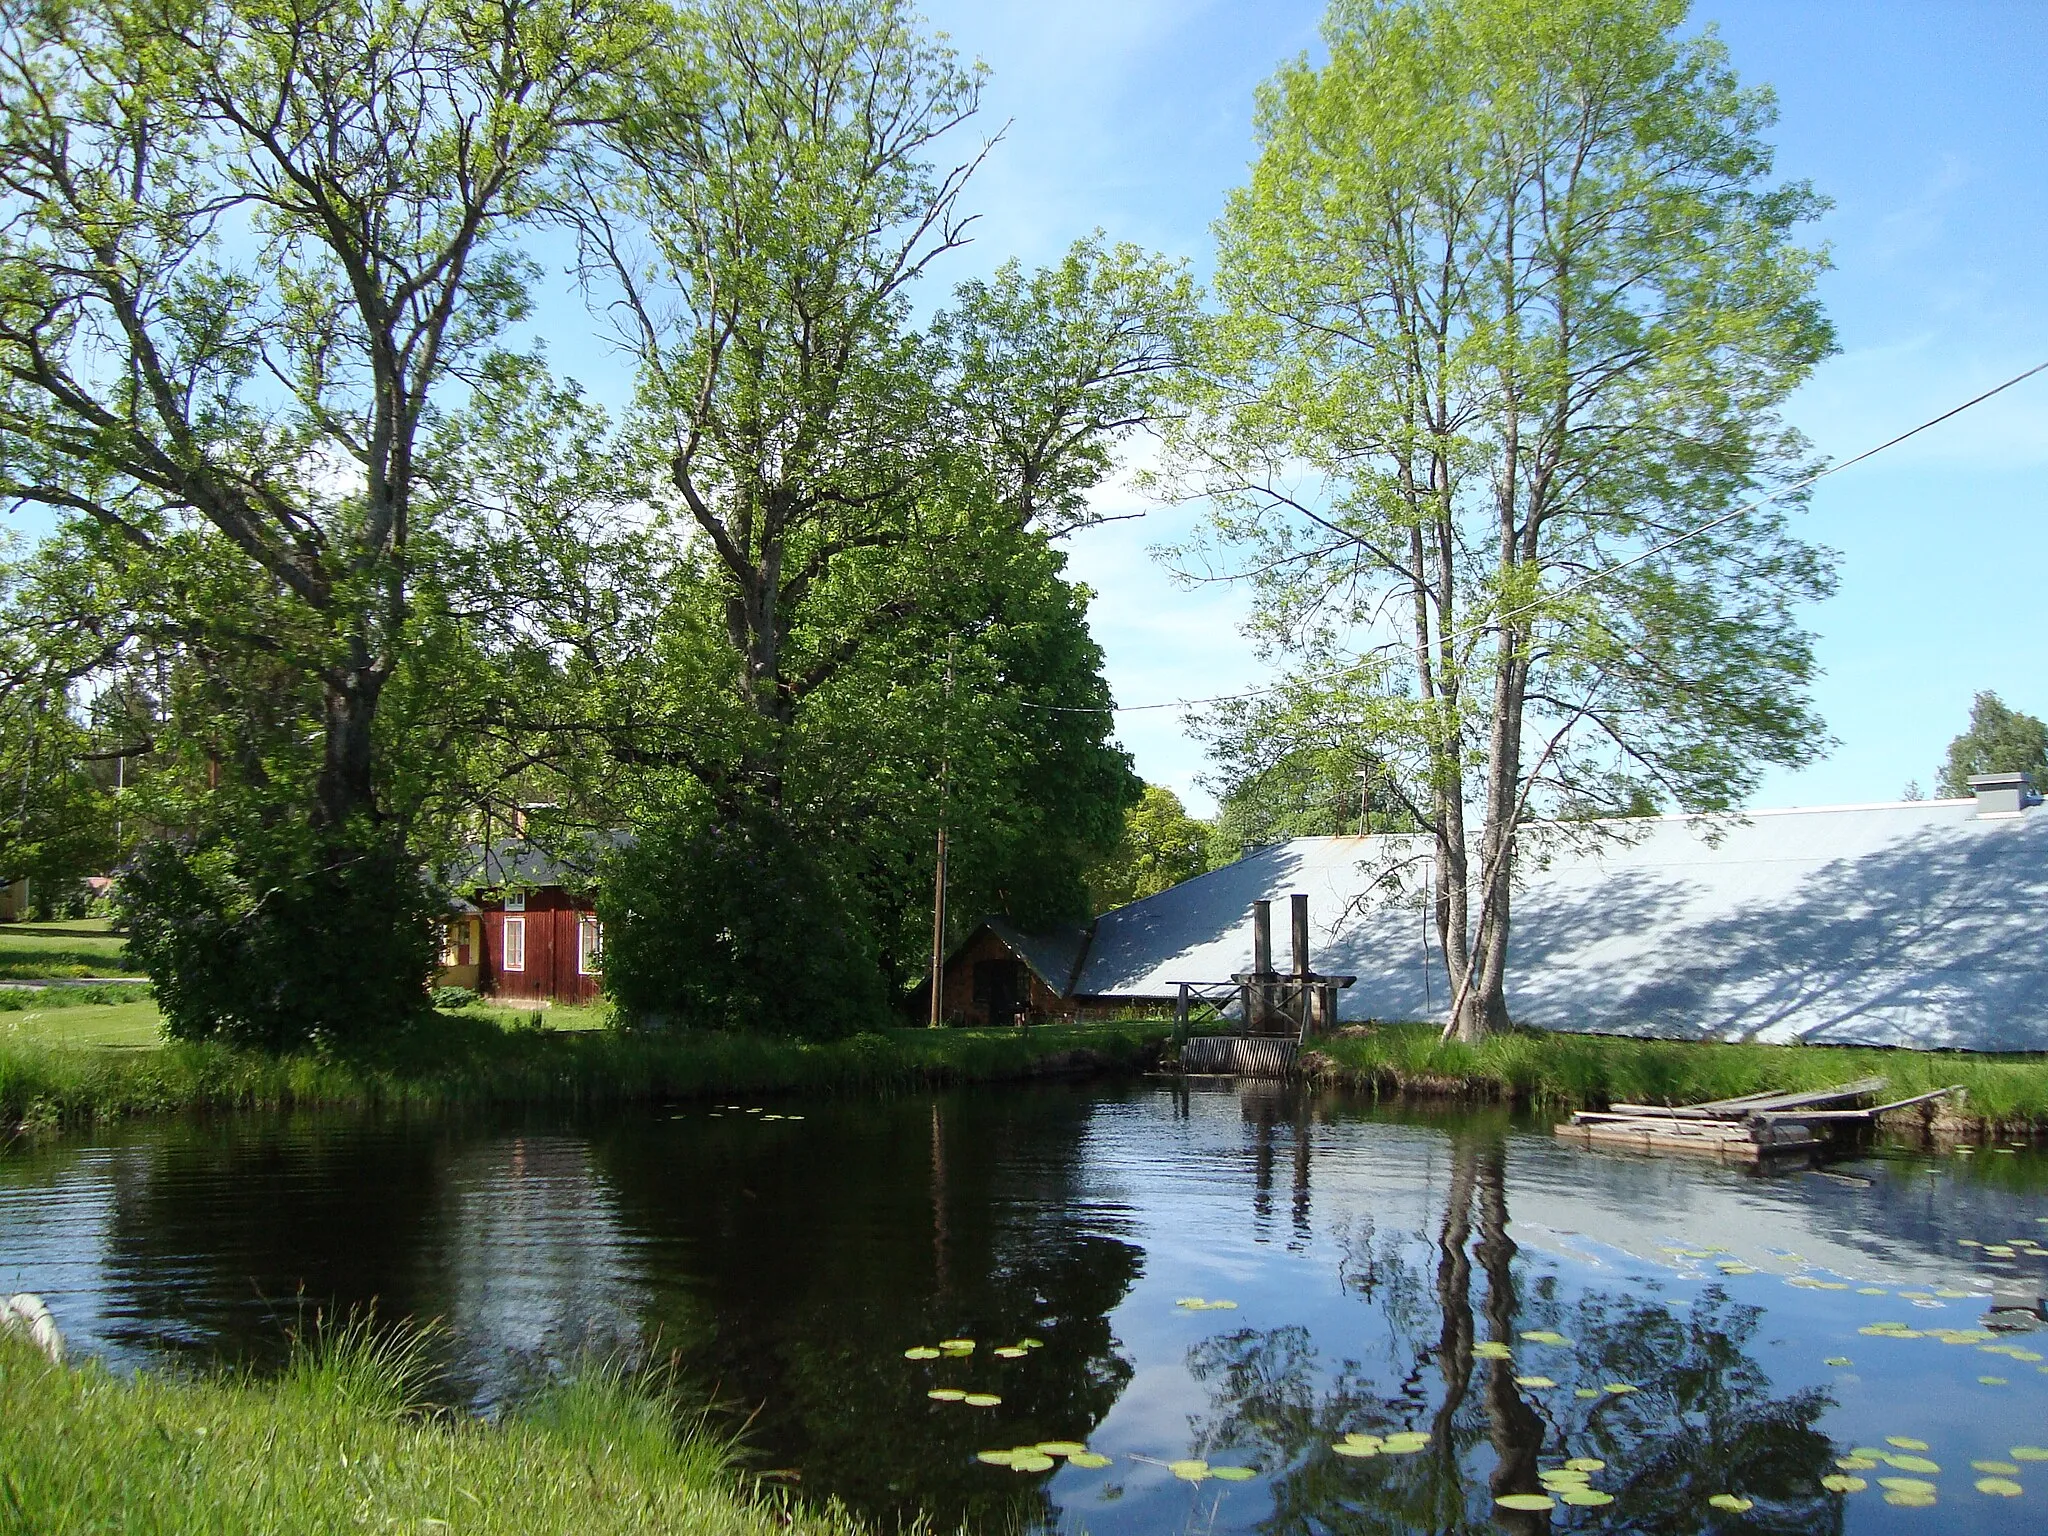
1969;773;2038;819
1291;893;1311;981
1251;899;1273;976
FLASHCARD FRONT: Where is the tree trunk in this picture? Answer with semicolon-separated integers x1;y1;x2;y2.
316;670;383;827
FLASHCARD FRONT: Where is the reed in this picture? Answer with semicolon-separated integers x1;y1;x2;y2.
1308;1023;2048;1132
0;1012;1168;1133
0;1327;867;1536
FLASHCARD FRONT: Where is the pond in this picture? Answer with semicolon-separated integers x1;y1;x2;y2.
4;1081;2048;1533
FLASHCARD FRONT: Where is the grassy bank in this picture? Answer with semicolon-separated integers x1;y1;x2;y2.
1307;1023;2048;1134
0;917;141;979
0;1008;1169;1133
0;1329;862;1536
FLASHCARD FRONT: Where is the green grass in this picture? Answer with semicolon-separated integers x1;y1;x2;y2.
1309;1023;2048;1132
0;917;140;979
0;1007;1170;1132
0;1328;866;1536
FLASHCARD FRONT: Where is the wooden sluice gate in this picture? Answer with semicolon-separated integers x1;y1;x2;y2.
1172;894;1353;1080
1554;1077;1964;1165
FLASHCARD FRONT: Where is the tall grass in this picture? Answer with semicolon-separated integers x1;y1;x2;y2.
1311;1023;2048;1131
0;1327;866;1536
0;1014;1168;1133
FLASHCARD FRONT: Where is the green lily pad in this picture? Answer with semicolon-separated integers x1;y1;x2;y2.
2011;1446;2048;1461
1884;1491;1937;1508
1979;1375;2008;1385
1821;1475;1867;1493
962;1393;1002;1407
1473;1341;1512;1359
1857;1287;1888;1295
1520;1330;1571;1345
1836;1456;1878;1471
1886;1456;1940;1475
1380;1432;1428;1455
1539;1469;1589;1486
993;1347;1028;1359
940;1339;975;1351
1824;1357;1852;1367
1603;1383;1638;1394
1707;1494;1753;1512
1972;1460;2020;1475
1331;1441;1377;1458
1565;1458;1605;1472
1516;1376;1556;1389
1169;1459;1210;1482
1210;1466;1256;1482
928;1389;966;1401
977;1450;1017;1465
1975;1477;2023;1497
1886;1437;1931;1451
1574;1387;1602;1398
1496;1493;1555;1512
1559;1489;1614;1507
1878;1477;1936;1494
1037;1442;1087;1457
1010;1454;1055;1473
904;1347;941;1359
1068;1452;1112;1469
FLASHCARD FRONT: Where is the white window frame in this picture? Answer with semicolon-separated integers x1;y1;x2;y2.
502;915;526;972
578;917;603;975
503;890;526;913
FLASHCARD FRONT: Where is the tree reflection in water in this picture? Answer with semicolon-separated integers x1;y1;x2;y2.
1186;1129;1842;1534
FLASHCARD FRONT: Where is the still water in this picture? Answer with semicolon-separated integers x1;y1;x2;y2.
4;1082;2048;1533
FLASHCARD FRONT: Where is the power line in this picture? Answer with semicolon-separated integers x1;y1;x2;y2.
1016;356;2048;717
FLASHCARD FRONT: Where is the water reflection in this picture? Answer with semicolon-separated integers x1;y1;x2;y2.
2;1085;2045;1535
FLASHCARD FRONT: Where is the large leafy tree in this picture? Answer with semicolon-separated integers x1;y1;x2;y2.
0;0;642;1034
1936;691;2048;799
1087;784;1210;911
1167;0;1837;1040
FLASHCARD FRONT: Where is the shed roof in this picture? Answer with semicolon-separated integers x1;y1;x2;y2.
1073;797;2048;1051
957;917;1093;995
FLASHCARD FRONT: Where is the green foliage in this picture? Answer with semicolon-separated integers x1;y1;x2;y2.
1088;785;1211;911
1166;0;1837;1038
1937;691;2048;797
0;1330;858;1536
601;801;887;1038
120;814;440;1050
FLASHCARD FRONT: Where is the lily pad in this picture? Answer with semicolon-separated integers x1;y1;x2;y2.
1330;1441;1377;1458
1380;1432;1429;1454
1520;1330;1571;1345
977;1450;1017;1465
1886;1456;1940;1475
1037;1442;1087;1457
1883;1490;1937;1508
962;1393;1002;1407
1971;1460;2020;1475
1886;1437;1931;1451
1210;1466;1257;1482
1856;1286;1887;1295
1559;1489;1614;1507
1515;1376;1556;1389
1169;1459;1210;1482
1708;1493;1753;1512
1824;1357;1852;1367
940;1339;976;1351
1539;1469;1589;1486
1496;1494;1556;1512
928;1389;967;1401
1974;1477;2023;1497
1010;1454;1055;1473
1878;1478;1936;1494
1068;1452;1112;1469
993;1347;1028;1359
1574;1387;1602;1398
1473;1341;1512;1359
1602;1382;1638;1394
1836;1456;1878;1471
1821;1475;1867;1493
1565;1458;1606;1472
1978;1375;2008;1386
904;1347;942;1360
2010;1446;2048;1461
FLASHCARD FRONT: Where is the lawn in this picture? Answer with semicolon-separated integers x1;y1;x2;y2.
0;917;142;979
0;998;163;1049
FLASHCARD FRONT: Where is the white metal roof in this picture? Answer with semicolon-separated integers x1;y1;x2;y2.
1073;797;2048;1051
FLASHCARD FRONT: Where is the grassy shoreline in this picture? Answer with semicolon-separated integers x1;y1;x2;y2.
1305;1023;2048;1135
0;1330;865;1536
0;1011;1170;1134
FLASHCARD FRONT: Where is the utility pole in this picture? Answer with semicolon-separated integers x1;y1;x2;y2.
1356;766;1371;836
928;646;954;1028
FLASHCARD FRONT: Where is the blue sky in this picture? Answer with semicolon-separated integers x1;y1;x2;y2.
896;0;2048;814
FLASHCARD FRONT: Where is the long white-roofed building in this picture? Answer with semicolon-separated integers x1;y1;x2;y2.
946;776;2048;1051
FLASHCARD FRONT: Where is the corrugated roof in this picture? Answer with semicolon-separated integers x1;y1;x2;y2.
1074;798;2048;1051
973;917;1093;995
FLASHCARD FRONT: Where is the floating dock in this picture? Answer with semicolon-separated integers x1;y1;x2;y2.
1554;1078;1962;1165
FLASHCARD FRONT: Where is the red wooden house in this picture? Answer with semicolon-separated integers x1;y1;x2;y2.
441;841;605;1005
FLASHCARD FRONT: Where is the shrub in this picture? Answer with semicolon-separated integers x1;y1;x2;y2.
601;801;886;1040
121;816;441;1050
431;986;480;1010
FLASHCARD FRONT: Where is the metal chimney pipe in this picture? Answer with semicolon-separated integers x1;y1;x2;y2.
1251;899;1273;976
1291;893;1310;981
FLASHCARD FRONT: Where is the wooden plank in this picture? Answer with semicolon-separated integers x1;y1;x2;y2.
1608;1077;1888;1121
1753;1085;1965;1122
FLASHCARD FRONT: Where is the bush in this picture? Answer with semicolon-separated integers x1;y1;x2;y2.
121;816;441;1050
601;801;886;1040
431;985;480;1010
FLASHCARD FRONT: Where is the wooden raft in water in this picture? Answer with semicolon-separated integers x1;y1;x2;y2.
1554;1078;1962;1165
